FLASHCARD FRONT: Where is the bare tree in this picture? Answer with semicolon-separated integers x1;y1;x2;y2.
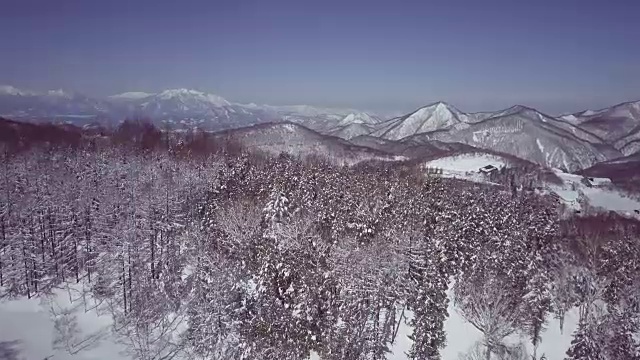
454;276;522;360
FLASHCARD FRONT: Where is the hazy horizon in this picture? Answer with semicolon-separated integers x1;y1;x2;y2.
1;0;639;114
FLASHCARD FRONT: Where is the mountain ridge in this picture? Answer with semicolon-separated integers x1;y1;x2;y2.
1;84;638;171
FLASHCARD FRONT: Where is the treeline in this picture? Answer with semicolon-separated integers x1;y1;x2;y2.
0;121;638;359
0;117;243;157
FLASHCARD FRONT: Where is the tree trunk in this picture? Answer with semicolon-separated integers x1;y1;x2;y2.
22;236;30;299
151;229;155;279
0;217;5;287
122;258;127;315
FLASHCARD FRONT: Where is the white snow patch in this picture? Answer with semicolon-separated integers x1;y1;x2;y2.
0;284;131;360
426;153;507;173
561;114;578;122
534;308;580;360
545;169;640;213
383;282;577;360
441;285;484;360
388;309;414;359
339;112;379;125
536;138;545;154
109;91;155;100
424;153;508;184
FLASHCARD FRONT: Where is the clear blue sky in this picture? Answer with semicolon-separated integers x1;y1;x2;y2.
1;0;639;114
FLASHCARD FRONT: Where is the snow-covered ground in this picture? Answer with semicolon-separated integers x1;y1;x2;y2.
386;283;579;360
0;284;130;360
1;281;578;360
424;153;640;216
424;153;508;184
0;157;626;360
426;153;508;173
547;169;640;214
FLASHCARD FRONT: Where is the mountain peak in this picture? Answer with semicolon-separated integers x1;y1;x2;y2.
158;88;204;98
339;112;380;126
419;101;454;111
508;104;537;113
156;88;230;107
372;101;470;140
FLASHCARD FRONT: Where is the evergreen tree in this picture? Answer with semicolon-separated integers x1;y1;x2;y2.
565;320;603;360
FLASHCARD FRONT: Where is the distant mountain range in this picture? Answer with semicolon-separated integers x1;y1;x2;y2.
1;84;639;172
0;85;366;131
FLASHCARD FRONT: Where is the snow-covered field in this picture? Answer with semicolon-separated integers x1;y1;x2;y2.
425;153;640;216
547;169;640;214
424;153;508;184
425;153;508;173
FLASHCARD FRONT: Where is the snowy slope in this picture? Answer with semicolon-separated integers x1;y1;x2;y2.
338;112;382;126
109;92;155;100
372;102;472;140
212;122;397;164
365;103;615;171
567;100;640;143
405;107;617;171
546;169;640;214
320;112;383;139
329;122;376;140
240;104;376;135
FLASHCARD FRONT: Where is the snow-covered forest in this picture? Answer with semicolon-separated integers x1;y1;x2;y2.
1;121;639;360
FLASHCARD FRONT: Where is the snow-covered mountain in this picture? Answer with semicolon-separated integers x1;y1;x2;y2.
2;84;639;171
109;91;155;100
350;134;481;160
241;104;366;133
562;100;640;155
211;122;397;164
338;112;382;126
120;89;257;127
0;86;113;123
398;106;617;171
320;102;610;171
0;85;370;131
323;112;384;139
371;102;475;140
